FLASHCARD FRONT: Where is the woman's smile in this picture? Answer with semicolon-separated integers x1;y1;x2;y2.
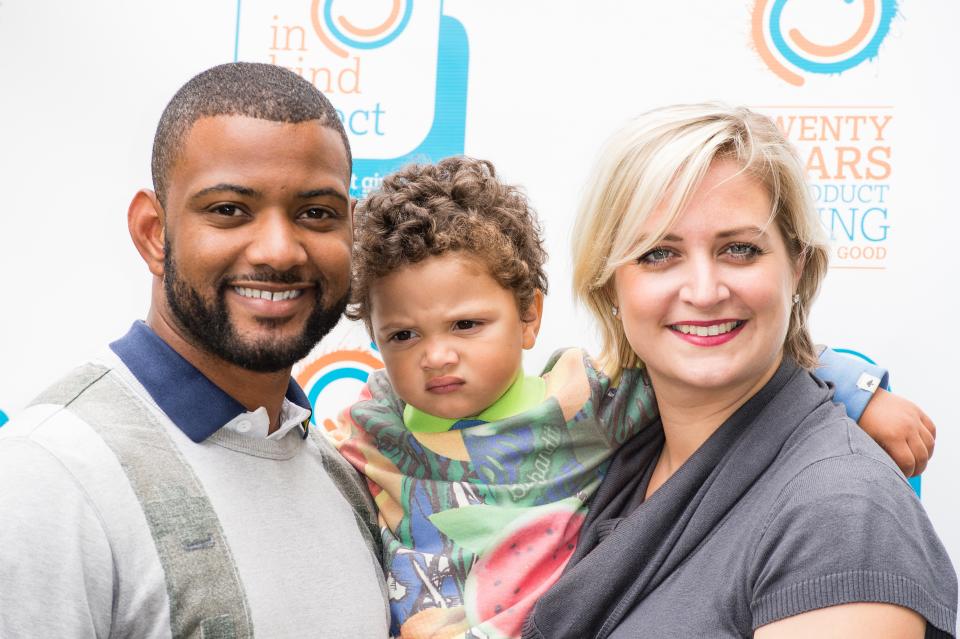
668;319;747;346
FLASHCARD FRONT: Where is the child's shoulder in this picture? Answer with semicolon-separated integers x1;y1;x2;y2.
541;348;597;422
541;347;597;375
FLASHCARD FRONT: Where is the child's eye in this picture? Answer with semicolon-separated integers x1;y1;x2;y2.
723;242;763;261
638;246;676;265
390;330;415;342
454;320;480;331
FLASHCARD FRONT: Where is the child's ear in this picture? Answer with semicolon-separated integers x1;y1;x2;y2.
521;290;545;350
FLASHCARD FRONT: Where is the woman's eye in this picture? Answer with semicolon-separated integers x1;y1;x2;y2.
391;330;414;342
725;243;762;260
638;247;675;264
454;320;479;331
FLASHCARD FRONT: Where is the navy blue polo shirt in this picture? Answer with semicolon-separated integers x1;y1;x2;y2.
110;321;311;443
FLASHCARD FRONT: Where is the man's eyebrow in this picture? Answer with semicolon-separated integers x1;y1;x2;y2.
190;183;260;201
297;188;349;204
717;225;768;239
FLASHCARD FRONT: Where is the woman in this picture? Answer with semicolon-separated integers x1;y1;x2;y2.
523;104;957;638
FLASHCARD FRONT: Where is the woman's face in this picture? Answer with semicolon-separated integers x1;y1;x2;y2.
613;159;799;397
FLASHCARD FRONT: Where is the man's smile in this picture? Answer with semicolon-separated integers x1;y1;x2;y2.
233;286;306;302
227;284;316;319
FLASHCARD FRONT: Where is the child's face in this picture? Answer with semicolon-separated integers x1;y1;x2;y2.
368;252;542;420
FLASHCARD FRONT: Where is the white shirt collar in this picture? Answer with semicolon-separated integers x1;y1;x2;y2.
222;398;312;441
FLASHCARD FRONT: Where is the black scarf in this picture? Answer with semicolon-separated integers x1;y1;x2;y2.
523;359;832;638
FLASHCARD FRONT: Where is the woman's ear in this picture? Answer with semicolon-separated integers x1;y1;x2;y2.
128;189;166;278
791;252;806;300
521;289;545;350
606;281;620;322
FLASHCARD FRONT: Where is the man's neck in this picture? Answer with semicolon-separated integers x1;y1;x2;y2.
147;307;291;434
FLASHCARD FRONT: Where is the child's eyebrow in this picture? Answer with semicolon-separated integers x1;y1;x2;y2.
375;321;407;332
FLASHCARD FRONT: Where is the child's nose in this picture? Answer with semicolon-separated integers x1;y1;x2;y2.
420;337;459;370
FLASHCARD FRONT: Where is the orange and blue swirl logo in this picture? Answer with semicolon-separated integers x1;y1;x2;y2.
311;0;412;57
296;347;384;433
752;0;899;86
0;409;7;428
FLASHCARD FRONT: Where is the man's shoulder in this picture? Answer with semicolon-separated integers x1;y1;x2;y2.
2;362;112;444
0;357;152;478
0;359;175;639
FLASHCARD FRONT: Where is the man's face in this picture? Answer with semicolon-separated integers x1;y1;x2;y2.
160;115;352;372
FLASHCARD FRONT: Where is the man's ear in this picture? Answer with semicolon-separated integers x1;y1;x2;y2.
521;289;545;350
128;189;166;278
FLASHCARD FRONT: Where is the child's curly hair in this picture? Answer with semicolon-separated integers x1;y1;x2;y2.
348;156;548;330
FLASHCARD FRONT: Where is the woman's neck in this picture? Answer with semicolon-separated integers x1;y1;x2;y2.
645;356;782;497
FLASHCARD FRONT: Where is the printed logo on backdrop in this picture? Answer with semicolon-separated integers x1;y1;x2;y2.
751;4;899;270
294;340;384;437
759;105;893;270
752;0;899;87
235;0;469;198
235;0;467;425
0;409;7;428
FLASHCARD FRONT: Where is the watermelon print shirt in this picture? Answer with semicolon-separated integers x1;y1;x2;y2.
330;349;658;639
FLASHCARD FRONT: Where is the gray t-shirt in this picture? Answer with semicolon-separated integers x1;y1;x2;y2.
608;412;955;637
524;362;956;639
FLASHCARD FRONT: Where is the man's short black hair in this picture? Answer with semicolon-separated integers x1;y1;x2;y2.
151;62;351;205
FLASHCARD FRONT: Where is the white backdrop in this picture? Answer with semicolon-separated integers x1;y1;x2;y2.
2;0;958;585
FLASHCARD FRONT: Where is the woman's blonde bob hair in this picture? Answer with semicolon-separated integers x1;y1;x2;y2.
572;103;829;381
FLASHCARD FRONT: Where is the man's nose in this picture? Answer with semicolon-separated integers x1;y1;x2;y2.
678;258;730;308
420;336;459;370
246;212;308;272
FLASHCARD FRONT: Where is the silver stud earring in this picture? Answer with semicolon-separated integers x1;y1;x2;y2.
792;294;800;305
611;306;619;317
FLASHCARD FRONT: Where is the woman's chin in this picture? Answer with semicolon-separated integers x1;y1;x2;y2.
649;354;780;397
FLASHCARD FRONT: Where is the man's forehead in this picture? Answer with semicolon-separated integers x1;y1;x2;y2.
170;115;351;191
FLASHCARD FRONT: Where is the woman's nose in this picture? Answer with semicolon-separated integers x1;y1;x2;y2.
678;259;731;308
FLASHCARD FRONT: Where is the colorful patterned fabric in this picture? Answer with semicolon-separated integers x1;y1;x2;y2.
331;349;658;639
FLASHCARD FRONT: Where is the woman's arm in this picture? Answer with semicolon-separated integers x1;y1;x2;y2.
755;602;925;638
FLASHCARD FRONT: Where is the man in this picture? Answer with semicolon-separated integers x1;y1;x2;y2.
0;63;389;637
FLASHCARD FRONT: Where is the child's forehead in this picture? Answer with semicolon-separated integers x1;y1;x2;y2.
370;251;523;311
391;250;493;281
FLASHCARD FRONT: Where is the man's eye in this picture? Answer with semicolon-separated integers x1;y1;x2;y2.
725;243;762;260
638;247;675;264
301;207;336;220
391;330;414;342
212;204;242;216
454;320;479;331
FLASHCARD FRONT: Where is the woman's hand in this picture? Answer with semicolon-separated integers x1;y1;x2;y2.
859;388;936;477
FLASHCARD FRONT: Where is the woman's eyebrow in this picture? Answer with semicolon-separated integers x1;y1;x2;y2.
717;225;767;239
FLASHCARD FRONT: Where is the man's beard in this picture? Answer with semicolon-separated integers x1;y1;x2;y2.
163;242;348;373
